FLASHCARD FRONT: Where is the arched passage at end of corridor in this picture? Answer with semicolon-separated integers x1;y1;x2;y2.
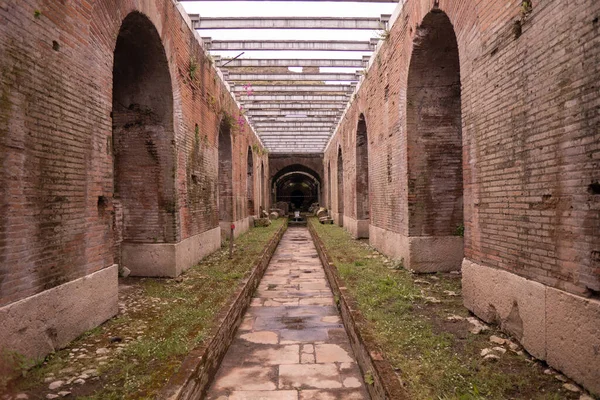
406;9;463;272
272;164;321;214
355;114;370;238
337;147;344;227
112;11;176;276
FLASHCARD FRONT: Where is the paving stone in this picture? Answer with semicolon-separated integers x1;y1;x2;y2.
211;366;277;391
315;344;354;363
229;391;298;400
239;331;278;344
279;363;342;389
299;390;368;400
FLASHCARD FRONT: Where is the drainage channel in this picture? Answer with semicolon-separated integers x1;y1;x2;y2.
206;226;370;400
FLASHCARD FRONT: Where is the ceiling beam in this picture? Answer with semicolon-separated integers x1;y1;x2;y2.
250;116;338;122
256;127;333;131
180;0;397;2
240;94;349;102
246;110;343;116
191;16;388;30
242;103;346;109
222;58;367;68
227;72;359;81
204;39;378;51
233;84;355;93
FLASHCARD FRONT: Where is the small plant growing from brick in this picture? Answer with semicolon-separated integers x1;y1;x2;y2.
33;9;42;19
188;57;199;81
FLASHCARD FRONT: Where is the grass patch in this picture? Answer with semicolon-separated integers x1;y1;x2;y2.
309;219;578;400
10;220;284;400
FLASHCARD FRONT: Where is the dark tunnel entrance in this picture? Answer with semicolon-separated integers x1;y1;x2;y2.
272;165;321;213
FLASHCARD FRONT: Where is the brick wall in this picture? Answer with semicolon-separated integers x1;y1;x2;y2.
0;0;267;307
324;0;600;296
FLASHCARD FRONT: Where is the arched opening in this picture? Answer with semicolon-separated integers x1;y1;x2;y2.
247;147;254;215
327;161;332;210
406;10;463;271
337;147;344;227
272;165;321;213
260;161;264;213
218;120;233;223
355;114;370;238
112;12;175;272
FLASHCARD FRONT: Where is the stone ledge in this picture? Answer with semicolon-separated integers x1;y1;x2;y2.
343;215;370;239
463;259;600;396
122;227;221;277
0;265;118;375
369;225;463;272
158;221;287;400
308;221;408;400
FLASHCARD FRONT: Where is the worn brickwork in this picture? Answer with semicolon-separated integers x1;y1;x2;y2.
324;0;600;297
0;0;266;306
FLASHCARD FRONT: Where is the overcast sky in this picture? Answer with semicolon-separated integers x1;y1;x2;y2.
180;1;399;72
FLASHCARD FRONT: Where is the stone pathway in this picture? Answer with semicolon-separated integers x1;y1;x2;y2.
207;227;370;400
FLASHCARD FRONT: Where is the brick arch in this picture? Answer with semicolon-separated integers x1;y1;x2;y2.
406;9;463;238
218;119;233;223
355;113;369;222
247;147;255;215
112;11;177;270
327;161;332;210
337;146;344;226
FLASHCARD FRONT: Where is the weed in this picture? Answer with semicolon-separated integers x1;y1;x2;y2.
33;10;42;18
364;372;375;385
189;57;199;81
454;224;465;237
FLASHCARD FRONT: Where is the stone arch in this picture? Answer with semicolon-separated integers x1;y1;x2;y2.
260;161;265;212
337;146;344;227
355;114;370;237
327;160;332;210
218;120;233;223
272;164;321;212
112;11;176;273
406;9;463;270
247;147;255;216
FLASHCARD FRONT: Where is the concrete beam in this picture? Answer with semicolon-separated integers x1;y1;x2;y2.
256;127;333;132
205;39;377;52
180;0;397;3
223;59;366;68
240;94;350;102
192;16;386;30
229;73;359;81
233;84;355;93
250;117;339;123
255;122;333;127
242;103;346;110
246;110;343;116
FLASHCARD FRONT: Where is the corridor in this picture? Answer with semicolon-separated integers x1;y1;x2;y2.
207;227;369;400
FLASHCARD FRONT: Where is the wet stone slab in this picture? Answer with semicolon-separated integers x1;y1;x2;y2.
206;227;369;400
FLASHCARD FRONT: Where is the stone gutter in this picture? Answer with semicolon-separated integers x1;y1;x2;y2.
158;220;288;399
308;220;408;400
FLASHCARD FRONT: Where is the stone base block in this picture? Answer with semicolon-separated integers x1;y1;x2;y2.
369;225;462;272
0;265;118;374
343;216;369;239
463;259;600;395
408;235;463;272
220;216;252;241
123;227;221;277
332;212;344;227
